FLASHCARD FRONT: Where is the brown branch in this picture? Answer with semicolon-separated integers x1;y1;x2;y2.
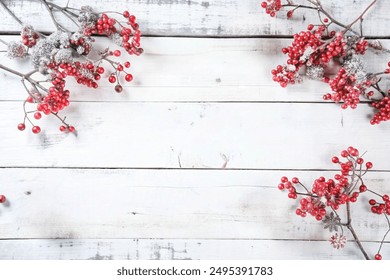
345;201;370;260
0;0;23;25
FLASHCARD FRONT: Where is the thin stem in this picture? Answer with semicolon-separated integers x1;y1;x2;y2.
377;214;390;253
40;0;60;30
346;0;378;29
40;0;70;32
0;0;23;25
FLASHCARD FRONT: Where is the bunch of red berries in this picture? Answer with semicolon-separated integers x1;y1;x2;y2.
371;97;390;125
260;0;282;17
3;4;143;135
262;0;390;125
278;146;388;259
323;68;364;109
21;25;39;48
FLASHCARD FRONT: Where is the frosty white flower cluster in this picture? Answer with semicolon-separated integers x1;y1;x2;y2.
7;41;26;58
31;31;73;73
78;6;97;31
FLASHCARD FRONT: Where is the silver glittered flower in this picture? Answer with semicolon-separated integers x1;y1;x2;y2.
306;65;325;81
329;233;347;249
323;212;341;232
7;41;27;58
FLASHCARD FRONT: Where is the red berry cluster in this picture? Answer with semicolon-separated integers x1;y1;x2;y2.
296;197;326;220
263;0;390;125
272;25;350;88
11;6;143;135
277;146;389;259
371;97;390;124
323;68;364;109
21;25;39;47
369;196;390;215
90;12;142;56
278;176;298;199
354;39;369;55
260;0;282;17
69;36;93;55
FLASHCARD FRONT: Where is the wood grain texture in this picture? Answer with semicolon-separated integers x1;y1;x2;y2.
1;169;390;242
1;36;389;102
1;239;388;260
1;1;390;260
0;102;389;169
0;0;389;37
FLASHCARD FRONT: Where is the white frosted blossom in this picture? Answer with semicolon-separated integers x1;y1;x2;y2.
343;55;368;85
7;41;27;58
329;233;347;249
54;48;73;63
306;65;325;81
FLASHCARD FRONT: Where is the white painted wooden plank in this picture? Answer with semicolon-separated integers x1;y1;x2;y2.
0;0;388;37
0;102;389;169
1;37;389;102
1;169;389;241
0;239;388;260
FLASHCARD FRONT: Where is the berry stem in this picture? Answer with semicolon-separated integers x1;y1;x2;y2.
40;0;69;32
345;201;370;260
0;0;23;25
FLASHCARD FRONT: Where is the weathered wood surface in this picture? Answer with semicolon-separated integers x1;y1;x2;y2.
1;169;390;241
1;37;389;102
1;1;390;260
1;169;389;259
0;0;389;37
0;239;388;260
0;102;389;169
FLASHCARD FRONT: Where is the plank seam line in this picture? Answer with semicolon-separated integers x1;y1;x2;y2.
0;238;388;243
0;166;390;172
0;100;377;105
0;32;389;40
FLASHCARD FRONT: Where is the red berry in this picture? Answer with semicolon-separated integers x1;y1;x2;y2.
375;254;382;260
359;185;367;192
108;75;116;83
68;126;75;133
59;125;66;132
383;195;389;201
18;123;26;131
0;195;6;203
113;50;121;57
32;126;41;134
123;11;130;18
281;176;288;183
369;199;376;206
277;183;285;190
115;84;123;93
97;67;105;74
292;177;299;184
34;112;42;120
26;96;34;103
366;162;373;169
125;74;133;82
124;61;131;68
332;156;339;163
117;64;124;71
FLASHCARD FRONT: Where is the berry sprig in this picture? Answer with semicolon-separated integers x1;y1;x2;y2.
261;0;390;125
278;146;390;260
0;1;143;134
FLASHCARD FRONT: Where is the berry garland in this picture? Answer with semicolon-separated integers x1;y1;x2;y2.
278;147;390;260
0;0;143;134
261;0;390;125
